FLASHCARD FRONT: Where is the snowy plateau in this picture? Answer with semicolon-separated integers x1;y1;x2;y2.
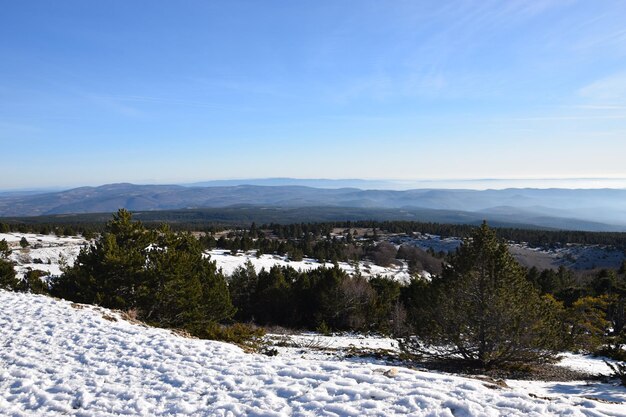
1;232;626;416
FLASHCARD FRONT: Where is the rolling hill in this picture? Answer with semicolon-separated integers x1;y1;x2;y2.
1;183;625;231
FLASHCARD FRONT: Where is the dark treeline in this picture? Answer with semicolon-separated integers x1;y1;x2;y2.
255;220;626;248
0;220;222;238
228;262;406;334
3;214;626;249
0;221;102;238
203;232;364;265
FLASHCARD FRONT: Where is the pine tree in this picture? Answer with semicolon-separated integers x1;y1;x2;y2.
0;239;10;258
52;209;154;308
229;260;258;321
19;270;49;294
0;259;18;290
143;226;234;329
51;210;234;332
254;266;292;325
0;239;18;290
564;295;610;353
409;222;560;367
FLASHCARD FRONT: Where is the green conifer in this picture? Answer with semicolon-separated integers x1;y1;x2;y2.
51;210;234;333
410;222;560;367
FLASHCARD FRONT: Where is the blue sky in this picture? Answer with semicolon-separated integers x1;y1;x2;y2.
1;0;626;189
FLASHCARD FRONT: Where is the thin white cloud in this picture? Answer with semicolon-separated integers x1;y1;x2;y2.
569;105;626;110
574;28;626;52
509;115;626;121
324;0;565;104
579;72;626;103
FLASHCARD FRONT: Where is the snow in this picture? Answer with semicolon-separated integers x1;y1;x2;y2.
508;243;625;271
264;333;400;362
556;353;620;376
276;333;399;352
0;233;87;279
207;249;416;283
0;232;85;247
390;233;463;254
391;234;625;271
1;290;625;417
1;234;420;282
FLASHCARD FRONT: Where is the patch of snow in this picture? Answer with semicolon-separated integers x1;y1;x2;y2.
557;353;621;376
207;249;417;282
506;379;626;409
0;233;87;279
509;242;625;271
391;234;463;254
1;233;422;282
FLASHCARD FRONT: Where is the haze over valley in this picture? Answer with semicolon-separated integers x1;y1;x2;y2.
1;180;625;231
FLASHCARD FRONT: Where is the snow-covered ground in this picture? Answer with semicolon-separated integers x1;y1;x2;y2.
390;234;463;254
264;332;400;362
391;233;626;271
557;353;618;377
207;249;416;282
268;333;399;352
266;333;624;375
1;233;418;282
0;233;86;279
507;243;625;271
1;290;625;417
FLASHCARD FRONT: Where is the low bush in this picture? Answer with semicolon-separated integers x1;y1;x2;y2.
200;322;266;351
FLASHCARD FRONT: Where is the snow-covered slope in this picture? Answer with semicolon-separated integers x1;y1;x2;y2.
1;290;625;416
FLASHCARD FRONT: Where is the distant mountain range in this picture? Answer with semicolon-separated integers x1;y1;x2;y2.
1;182;625;231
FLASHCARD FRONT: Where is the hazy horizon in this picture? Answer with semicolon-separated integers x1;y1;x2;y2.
2;176;626;193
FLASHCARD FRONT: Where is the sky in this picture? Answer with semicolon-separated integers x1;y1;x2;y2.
1;0;626;190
